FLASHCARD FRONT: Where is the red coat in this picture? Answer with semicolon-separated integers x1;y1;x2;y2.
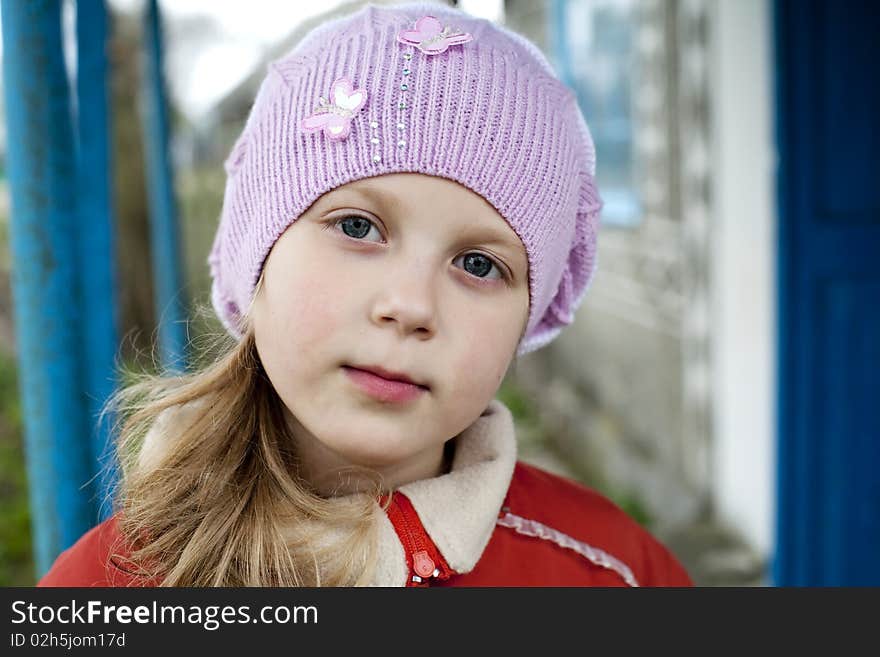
38;461;692;587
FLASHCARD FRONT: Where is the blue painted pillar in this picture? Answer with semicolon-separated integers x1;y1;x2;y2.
141;0;188;373
0;0;95;574
75;0;121;520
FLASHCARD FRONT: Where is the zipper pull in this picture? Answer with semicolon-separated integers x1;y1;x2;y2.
412;550;437;582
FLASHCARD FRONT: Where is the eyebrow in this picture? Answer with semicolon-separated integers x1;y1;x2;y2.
339;185;525;254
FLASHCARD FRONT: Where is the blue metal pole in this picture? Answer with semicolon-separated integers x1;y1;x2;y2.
75;0;121;521
1;0;95;575
142;0;188;373
550;0;574;86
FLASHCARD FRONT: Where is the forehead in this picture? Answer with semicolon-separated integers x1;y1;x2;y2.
318;173;526;254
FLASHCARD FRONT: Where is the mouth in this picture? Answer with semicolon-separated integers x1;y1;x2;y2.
342;365;430;404
344;364;430;390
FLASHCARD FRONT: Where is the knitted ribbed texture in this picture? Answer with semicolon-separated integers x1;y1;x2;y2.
208;1;602;356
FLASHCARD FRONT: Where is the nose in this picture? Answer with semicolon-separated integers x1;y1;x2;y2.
370;260;438;339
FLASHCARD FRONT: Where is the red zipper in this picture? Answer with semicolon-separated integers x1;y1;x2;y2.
384;491;452;587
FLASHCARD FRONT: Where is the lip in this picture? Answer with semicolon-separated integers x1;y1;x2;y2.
347;363;428;388
342;366;429;403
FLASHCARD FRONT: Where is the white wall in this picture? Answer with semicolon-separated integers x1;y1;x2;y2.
709;0;776;557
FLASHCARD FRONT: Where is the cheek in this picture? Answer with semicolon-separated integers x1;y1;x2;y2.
267;255;348;350
291;279;340;346
451;308;521;394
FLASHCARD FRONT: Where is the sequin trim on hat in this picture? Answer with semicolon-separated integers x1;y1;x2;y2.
300;77;367;141
396;15;473;55
395;46;414;153
368;119;381;162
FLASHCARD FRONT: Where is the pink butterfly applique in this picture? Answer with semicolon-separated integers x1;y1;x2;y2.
300;77;367;141
397;15;473;55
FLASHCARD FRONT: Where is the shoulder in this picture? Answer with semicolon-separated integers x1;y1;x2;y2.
37;515;147;587
502;461;694;587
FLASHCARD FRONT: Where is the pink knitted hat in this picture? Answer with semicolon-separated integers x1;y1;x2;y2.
208;1;602;356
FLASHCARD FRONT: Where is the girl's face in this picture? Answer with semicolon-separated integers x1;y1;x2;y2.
252;173;529;493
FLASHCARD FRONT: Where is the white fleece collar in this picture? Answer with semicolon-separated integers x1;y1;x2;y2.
369;398;518;586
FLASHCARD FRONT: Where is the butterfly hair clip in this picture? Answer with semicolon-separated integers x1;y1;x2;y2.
300;77;367;141
397;15;473;55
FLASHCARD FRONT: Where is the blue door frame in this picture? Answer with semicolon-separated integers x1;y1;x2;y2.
773;0;880;585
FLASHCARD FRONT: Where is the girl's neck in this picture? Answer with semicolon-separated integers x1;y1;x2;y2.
289;418;455;497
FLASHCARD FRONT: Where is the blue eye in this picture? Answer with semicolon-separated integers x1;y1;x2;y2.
334;215;383;242
453;252;504;281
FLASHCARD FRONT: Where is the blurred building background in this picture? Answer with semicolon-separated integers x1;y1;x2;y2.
0;0;876;586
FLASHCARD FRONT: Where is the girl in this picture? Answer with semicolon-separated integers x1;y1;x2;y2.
38;2;692;587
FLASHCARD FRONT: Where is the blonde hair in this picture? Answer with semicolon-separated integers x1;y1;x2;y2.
101;274;387;586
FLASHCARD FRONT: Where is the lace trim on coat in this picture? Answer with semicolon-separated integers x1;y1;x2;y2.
496;512;639;587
